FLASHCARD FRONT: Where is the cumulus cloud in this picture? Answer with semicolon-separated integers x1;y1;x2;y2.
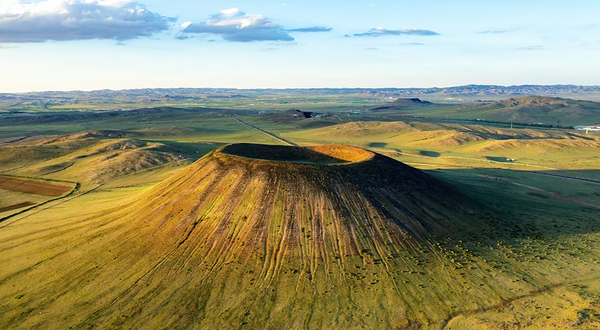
351;27;439;37
0;0;173;43
286;26;332;33
181;8;331;42
182;8;294;42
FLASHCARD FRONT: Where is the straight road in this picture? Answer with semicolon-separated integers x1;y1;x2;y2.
234;117;298;146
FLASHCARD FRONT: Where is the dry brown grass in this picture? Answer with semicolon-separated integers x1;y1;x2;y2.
0;176;72;197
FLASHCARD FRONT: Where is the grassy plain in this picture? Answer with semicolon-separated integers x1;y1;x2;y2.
0;102;598;329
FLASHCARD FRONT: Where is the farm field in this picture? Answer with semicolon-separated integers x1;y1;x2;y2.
0;175;76;219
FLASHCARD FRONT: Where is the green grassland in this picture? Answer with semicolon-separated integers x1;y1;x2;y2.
446;278;600;329
0;105;598;329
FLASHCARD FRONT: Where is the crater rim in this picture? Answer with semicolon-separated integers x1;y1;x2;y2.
219;143;375;166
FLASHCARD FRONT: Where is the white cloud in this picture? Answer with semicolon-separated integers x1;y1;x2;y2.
182;8;294;42
0;0;173;42
352;27;439;37
286;26;332;33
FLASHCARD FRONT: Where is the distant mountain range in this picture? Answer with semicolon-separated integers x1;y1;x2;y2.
1;84;600;101
2;85;600;113
380;84;600;97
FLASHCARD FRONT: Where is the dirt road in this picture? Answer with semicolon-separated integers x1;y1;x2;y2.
477;174;600;210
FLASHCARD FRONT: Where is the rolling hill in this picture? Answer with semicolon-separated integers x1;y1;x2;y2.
370;98;436;113
0;130;185;184
454;96;600;126
365;96;600;126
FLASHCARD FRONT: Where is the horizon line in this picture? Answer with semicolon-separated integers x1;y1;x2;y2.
3;83;600;95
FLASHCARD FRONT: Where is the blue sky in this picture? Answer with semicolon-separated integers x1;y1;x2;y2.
1;0;599;92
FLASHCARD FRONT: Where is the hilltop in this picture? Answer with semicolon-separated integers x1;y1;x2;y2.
370;98;434;112
494;96;573;107
393;98;431;105
439;96;600;126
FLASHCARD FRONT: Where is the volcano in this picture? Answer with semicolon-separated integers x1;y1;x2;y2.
148;143;470;242
0;144;482;329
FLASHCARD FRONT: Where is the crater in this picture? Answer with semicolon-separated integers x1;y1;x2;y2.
221;143;374;165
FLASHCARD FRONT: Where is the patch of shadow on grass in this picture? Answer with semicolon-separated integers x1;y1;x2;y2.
368;142;388;148
419;150;440;157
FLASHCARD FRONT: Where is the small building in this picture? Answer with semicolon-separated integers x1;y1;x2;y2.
575;126;600;132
